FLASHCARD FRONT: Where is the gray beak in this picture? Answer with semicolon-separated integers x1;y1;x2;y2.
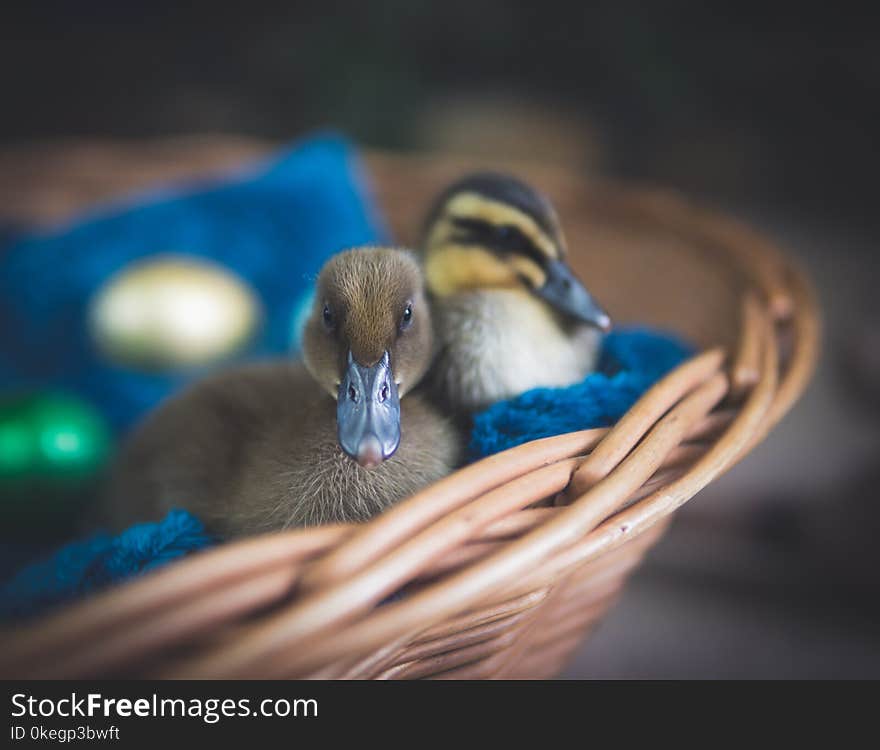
534;259;612;331
337;350;401;468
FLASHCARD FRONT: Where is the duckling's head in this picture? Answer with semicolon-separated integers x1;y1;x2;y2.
421;172;611;330
302;247;433;468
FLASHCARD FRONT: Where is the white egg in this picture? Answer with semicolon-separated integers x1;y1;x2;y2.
89;255;261;369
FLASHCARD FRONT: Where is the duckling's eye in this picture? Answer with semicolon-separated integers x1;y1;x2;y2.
494;225;514;242
322;303;335;330
399;303;414;331
494;224;532;253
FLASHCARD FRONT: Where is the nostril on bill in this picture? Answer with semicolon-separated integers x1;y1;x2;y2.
379;383;389;402
348;384;358;402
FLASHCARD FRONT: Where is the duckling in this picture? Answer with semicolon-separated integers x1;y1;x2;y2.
100;247;460;537
420;172;612;412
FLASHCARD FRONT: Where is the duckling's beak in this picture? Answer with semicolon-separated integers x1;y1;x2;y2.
337;350;401;468
534;259;612;331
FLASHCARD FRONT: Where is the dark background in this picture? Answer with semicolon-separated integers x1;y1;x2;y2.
4;2;879;228
3;1;879;677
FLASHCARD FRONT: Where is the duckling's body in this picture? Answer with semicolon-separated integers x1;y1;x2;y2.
100;248;460;537
431;288;600;411
421;173;612;413
103;362;457;536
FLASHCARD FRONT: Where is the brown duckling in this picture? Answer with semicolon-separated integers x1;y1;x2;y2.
100;247;460;537
420;172;612;412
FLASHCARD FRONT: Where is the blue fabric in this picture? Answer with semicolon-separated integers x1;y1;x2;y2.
0;133;387;433
0;510;212;621
469;328;694;458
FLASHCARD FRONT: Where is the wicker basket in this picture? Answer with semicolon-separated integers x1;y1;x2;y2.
0;140;819;679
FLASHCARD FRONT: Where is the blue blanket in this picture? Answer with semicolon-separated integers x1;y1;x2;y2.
0;137;692;622
469;328;692;458
0;511;212;620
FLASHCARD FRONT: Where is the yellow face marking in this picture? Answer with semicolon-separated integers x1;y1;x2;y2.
445;192;562;260
508;256;547;288
425;245;520;296
423;191;567;295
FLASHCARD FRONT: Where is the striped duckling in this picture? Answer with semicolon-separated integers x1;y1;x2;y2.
420;172;611;413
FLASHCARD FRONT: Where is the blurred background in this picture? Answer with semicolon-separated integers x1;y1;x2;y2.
2;1;879;676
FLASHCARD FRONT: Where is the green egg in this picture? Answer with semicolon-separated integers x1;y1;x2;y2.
0;392;112;532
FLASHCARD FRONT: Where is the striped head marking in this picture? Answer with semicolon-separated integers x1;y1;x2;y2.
421;172;610;330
